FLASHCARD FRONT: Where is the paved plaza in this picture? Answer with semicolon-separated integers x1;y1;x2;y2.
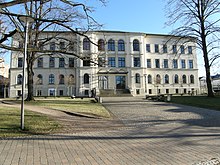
1;97;220;165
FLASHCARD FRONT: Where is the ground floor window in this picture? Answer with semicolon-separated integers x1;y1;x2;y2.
176;89;179;94
166;89;169;94
37;90;42;96
17;90;21;96
136;89;140;95
49;88;55;96
85;90;89;95
59;90;63;96
149;89;152;94
116;76;126;89
184;89;187;94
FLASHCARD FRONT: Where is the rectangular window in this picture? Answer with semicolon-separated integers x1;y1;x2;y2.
50;42;55;50
49;88;55;96
118;57;125;67
134;57;141;67
59;58;65;68
173;59;178;68
59;90;63;96
108;57;115;67
155;44;159;53
176;89;179;94
98;57;105;67
180;45;185;54
49;57;55;68
147;59;151;68
146;44;151;52
18;57;23;68
163;45;167;53
37;57;43;68
83;58;90;66
60;42;65;50
37;90;42;96
166;89;169;94
172;45;177;54
164;59;168;68
189;60;193;68
188;46;193;54
149;89;152;94
69;58;74;67
155;59;160;68
85;90;89;96
181;59;186;68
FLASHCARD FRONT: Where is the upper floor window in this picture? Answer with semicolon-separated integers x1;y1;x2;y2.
135;73;140;83
147;59;151;68
133;39;139;51
83;38;90;50
173;59;178;68
172;45;177;54
148;75;152;84
37;74;43;85
59;74;65;84
181;59;186;68
182;75;187;84
49;74;55;84
98;39;105;51
134;57;140;67
146;44;151;52
108;57;115;67
156;74;161;84
98;57;105;67
163;44;167;53
164;74;169;84
118;57;125;67
59;58;65;68
84;73;89;84
50;42;55;50
18;57;23;68
108;39;115;51
17;74;22;85
155;59;160;68
60;42;65;50
37;57;43;68
180;45;185;54
118;39;125;51
164;59;168;68
174;74;179;83
190;75;195;84
155;44;159;53
189;60;193;68
49;57;55;68
188;46;193;54
83;58;90;66
69;58;74;67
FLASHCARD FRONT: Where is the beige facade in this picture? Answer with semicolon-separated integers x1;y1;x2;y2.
9;31;199;98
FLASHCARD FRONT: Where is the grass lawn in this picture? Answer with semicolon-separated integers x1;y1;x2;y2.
25;97;111;118
171;96;220;111
0;106;60;138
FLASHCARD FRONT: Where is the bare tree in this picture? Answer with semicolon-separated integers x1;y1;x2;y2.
165;0;220;97
0;0;105;101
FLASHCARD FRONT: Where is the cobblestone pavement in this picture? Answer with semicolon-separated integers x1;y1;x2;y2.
1;97;220;165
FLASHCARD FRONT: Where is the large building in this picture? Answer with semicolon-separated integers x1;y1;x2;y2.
9;31;199;98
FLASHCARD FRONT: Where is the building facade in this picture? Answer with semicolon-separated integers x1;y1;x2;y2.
9;31;199;98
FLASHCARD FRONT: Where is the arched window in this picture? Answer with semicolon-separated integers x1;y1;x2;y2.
37;74;43;85
98;39;105;51
190;75;194;84
108;39;115;51
164;74;169;84
182;75;187;84
83;38;90;50
17;74;22;85
49;74;55;84
174;74;179;84
135;73;140;83
59;74;65;84
118;39;125;51
84;73;89;84
133;39;140;51
148;75;152;84
156;74;161;84
68;74;75;85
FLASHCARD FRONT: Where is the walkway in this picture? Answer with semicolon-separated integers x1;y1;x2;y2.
1;97;220;165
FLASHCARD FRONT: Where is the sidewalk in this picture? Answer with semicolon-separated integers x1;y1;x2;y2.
0;97;220;165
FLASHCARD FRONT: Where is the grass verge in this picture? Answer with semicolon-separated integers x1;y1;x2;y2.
171;96;220;111
0;106;60;138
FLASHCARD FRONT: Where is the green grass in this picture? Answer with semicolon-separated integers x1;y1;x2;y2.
171;96;220;111
0;106;60;138
25;98;111;118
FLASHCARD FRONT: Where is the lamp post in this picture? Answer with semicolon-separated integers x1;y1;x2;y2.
17;16;34;130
